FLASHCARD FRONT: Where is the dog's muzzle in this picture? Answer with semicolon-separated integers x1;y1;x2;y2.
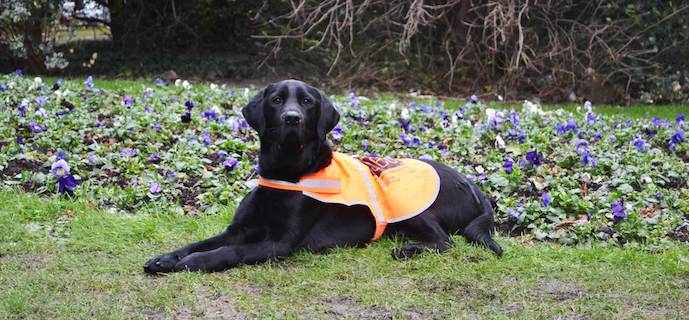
282;111;302;125
278;110;306;149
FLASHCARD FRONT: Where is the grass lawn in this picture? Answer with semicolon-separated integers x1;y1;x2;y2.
1;187;689;319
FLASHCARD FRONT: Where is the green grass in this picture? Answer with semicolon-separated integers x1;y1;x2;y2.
1;188;688;319
356;92;689;121
41;76;150;91
53;27;111;44
541;103;689;121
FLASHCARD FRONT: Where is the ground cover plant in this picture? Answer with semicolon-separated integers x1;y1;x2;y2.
1;72;689;318
1;71;688;249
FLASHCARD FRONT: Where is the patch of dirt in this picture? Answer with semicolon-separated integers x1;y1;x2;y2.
534;279;589;305
494;218;529;238
135;288;252;320
321;297;445;319
0;157;49;193
0;253;53;270
666;228;689;242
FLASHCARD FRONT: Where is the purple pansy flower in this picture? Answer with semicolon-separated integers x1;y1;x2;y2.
508;208;519;220
671;131;685;145
331;125;343;141
58;175;78;194
611;198;626;222
400;134;412;146
655;191;664;200
51;159;70;178
525;150;542;167
632;137;646;151
503;160;513;174
84;76;94;89
201;110;218;121
582;152;597;167
149;182;162;193
185;100;196;111
565;119;577;132
541;193;552;207
203;131;213;146
123;96;132;108
223;156;239;171
30;122;42;133
50;160;79;194
120;147;135;157
576;140;589;154
478;174;488;184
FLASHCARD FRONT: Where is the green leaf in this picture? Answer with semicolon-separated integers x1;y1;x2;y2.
617;183;634;194
505;144;522;155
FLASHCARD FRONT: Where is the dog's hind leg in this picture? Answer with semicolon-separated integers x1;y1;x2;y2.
389;217;455;260
461;208;503;256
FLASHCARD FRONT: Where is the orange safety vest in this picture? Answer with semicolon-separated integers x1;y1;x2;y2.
258;152;440;241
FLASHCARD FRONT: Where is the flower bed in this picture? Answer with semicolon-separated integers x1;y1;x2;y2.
1;71;688;250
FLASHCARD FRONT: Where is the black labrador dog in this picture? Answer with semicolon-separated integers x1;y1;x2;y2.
144;80;502;273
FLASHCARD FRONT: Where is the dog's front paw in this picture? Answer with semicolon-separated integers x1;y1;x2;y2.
143;252;183;274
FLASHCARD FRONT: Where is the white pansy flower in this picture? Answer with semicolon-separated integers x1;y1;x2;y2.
182;80;192;90
35;108;47;117
401;108;410;120
175;79;182;87
495;135;505;148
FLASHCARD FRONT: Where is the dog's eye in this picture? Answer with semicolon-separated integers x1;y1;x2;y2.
272;97;282;104
302;98;311;105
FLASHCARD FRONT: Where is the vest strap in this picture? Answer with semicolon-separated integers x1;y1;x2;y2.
258;176;342;194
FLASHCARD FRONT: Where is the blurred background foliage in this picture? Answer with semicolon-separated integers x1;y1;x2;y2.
0;0;687;105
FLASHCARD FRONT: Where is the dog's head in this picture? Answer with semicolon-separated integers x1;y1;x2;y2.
242;80;339;146
242;80;340;179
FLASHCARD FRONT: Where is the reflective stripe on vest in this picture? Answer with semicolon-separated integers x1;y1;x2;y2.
257;152;440;241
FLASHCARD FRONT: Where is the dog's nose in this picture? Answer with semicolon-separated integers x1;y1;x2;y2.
282;111;302;125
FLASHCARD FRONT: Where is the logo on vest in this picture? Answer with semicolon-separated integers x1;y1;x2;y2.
357;157;405;176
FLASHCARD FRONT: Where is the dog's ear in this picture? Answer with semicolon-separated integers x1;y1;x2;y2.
241;85;271;136
316;90;340;141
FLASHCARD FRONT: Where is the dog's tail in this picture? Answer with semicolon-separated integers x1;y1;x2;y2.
463;192;503;257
